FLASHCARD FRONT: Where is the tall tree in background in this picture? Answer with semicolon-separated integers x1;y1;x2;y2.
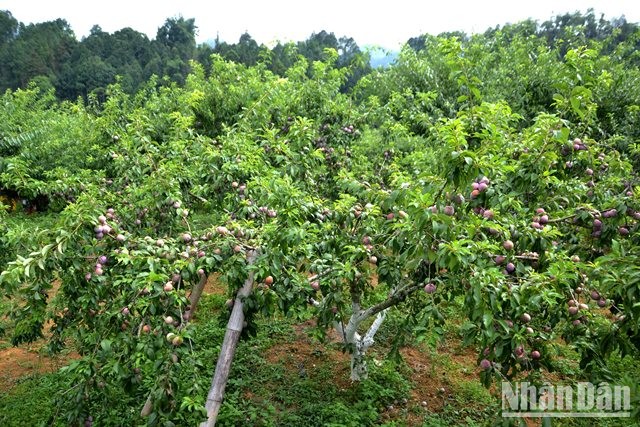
337;35;371;91
104;27;153;92
9;9;637;103
0;10;373;99
298;30;338;61
0;11;19;89
234;32;262;66
267;42;298;75
211;32;266;67
0;17;77;91
0;10;18;45
155;17;197;83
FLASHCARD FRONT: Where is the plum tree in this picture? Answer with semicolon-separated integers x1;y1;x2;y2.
0;29;639;426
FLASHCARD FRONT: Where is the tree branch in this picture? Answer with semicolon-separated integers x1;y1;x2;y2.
358;282;423;322
362;309;387;350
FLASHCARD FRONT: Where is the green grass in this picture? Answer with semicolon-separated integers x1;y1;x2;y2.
0;373;67;426
1;293;639;426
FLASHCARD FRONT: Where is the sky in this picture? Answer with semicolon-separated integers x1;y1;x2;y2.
2;0;639;50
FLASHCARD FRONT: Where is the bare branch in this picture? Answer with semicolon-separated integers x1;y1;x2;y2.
362;309;387;350
359;282;423;322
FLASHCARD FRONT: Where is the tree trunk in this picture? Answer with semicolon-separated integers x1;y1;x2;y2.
311;282;425;381
347;309;387;381
188;273;208;318
200;249;258;427
350;341;369;381
331;306;388;381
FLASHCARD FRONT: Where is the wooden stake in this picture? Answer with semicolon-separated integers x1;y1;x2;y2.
200;249;258;426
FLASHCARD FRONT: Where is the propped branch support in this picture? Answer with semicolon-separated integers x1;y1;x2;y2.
200;249;258;427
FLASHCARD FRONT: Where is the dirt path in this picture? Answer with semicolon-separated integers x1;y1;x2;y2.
0;343;74;391
0;280;78;392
